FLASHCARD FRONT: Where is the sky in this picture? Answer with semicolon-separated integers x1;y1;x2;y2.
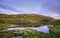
0;0;60;19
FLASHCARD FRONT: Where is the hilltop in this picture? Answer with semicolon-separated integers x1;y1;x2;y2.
0;14;60;27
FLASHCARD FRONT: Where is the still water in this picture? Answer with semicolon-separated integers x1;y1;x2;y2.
6;25;49;38
12;36;23;38
6;25;49;33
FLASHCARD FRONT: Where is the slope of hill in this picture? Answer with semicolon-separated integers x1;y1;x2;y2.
0;14;59;27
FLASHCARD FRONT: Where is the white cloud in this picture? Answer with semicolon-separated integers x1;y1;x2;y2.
16;7;40;14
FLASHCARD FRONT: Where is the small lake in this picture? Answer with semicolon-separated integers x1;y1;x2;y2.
6;25;49;33
12;36;23;38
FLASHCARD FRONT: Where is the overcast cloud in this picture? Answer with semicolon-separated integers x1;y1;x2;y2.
0;0;60;19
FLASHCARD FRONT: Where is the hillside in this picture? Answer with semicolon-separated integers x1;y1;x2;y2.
0;14;59;27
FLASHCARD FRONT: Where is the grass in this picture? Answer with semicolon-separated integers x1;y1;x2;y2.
0;14;56;27
0;24;20;30
0;29;48;38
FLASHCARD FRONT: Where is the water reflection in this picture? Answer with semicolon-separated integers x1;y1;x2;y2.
12;36;23;38
6;25;49;33
31;25;49;33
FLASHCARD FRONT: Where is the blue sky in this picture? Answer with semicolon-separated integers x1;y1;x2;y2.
0;0;60;19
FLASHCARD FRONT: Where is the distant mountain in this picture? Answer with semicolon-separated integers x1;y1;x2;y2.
0;14;60;27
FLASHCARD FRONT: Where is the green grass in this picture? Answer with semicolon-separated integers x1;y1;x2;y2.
0;24;20;30
50;25;60;34
0;29;48;38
